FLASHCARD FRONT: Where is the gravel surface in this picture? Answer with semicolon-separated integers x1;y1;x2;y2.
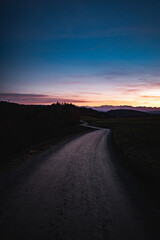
0;129;159;240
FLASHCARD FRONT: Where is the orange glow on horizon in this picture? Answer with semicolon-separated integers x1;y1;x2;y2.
0;81;160;107
24;97;160;108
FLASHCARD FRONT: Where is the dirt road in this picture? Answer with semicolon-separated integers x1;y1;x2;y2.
0;129;159;239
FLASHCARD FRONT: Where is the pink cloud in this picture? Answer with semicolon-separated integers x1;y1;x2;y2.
0;93;90;105
141;95;160;99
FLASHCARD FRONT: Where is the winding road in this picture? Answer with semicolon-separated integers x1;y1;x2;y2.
0;127;159;240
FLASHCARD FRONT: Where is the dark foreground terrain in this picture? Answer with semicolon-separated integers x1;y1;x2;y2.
0;101;83;166
0;128;159;240
0;102;160;239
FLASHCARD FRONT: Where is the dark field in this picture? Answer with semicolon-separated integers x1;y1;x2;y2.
83;116;160;200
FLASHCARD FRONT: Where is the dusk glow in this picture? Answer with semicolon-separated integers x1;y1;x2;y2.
1;2;160;237
1;0;160;107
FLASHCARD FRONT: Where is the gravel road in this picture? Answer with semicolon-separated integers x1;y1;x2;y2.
0;128;159;240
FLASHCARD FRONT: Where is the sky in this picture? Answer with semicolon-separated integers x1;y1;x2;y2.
0;0;160;107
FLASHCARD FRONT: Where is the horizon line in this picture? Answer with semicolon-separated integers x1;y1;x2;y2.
1;100;160;109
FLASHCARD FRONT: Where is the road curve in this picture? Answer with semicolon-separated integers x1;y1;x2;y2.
0;129;158;240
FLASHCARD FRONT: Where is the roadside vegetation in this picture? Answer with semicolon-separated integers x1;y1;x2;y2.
83;115;160;199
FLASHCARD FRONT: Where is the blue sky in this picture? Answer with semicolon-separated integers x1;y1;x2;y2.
0;0;160;106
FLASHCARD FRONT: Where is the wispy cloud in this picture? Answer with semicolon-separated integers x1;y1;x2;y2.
141;95;160;99
0;93;47;98
0;93;90;105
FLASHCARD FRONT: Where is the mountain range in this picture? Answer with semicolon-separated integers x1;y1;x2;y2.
92;105;160;113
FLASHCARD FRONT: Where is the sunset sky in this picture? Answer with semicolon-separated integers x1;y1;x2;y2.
0;0;160;106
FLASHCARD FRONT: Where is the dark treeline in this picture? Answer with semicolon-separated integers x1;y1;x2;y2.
0;101;81;162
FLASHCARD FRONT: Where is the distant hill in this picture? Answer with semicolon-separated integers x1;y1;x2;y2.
148;111;160;115
106;109;150;118
92;105;160;113
78;107;153;118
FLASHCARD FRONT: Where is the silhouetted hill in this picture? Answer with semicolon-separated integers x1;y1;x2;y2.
148;111;160;115
78;107;153;118
106;109;150;118
79;106;108;118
